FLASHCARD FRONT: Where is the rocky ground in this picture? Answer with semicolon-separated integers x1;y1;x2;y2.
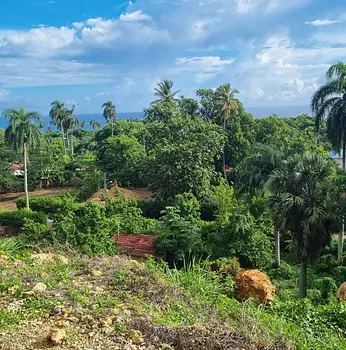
0;253;282;350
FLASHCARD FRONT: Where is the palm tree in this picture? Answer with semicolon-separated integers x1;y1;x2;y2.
268;153;340;298
311;61;346;260
81;120;87;129
102;101;116;136
49;100;67;155
90;119;101;132
63;106;79;157
216;83;240;181
2;107;43;210
237;145;283;267
154;80;180;103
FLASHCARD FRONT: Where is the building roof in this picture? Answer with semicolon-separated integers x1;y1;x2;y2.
10;163;24;171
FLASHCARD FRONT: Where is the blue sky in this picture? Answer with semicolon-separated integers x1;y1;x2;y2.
0;0;346;114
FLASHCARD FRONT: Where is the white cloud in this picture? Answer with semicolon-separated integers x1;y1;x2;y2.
120;10;152;22
0;26;76;57
0;88;10;101
235;0;312;14
305;19;341;26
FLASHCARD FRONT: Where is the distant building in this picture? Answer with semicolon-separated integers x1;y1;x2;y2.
10;163;24;176
329;151;343;169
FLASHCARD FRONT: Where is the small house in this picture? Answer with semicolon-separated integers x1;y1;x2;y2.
10;163;24;176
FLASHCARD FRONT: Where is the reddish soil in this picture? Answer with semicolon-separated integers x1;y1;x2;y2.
0;187;75;211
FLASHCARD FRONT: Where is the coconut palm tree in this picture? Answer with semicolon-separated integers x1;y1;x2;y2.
49;100;67;155
62;106;79;157
81;120;87;129
2;107;43;210
90;119;101;132
311;61;346;260
102;101;116;136
154;80;180;103
268;153;340;298
237;145;284;267
216;83;240;181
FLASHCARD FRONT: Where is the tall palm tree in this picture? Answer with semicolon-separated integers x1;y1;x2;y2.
63;106;79;157
102;101;116;136
2;107;43;210
216;83;240;181
90;119;101;132
49;100;67;155
237;145;284;267
154;80;180;103
81;120;87;129
268;153;340;298
311;61;346;260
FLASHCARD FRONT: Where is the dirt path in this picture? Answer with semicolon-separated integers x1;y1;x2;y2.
0;187;75;211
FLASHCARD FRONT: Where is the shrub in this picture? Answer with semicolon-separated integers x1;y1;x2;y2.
105;197;157;234
16;194;78;217
219;257;242;277
154;207;202;264
75;169;101;202
0;210;47;228
22;202;117;255
0;237;27;257
173;192;201;221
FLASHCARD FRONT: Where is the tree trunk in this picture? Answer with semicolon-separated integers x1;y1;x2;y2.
61;122;66;156
104;172;107;193
299;259;308;298
223;117;227;182
23;142;30;210
274;230;281;268
71;132;74;158
111;119;114;136
339;140;346;261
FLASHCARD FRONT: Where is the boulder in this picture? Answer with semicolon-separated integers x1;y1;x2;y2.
337;282;346;301
24;282;47;297
234;269;276;304
48;328;66;345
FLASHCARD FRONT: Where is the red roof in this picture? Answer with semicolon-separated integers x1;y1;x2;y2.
112;233;163;258
10;163;24;171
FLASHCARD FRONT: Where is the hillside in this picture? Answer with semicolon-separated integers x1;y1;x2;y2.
0;252;286;350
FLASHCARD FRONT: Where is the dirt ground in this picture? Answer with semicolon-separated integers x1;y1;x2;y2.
0;187;75;211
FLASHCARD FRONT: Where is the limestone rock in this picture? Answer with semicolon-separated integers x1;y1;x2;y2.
30;253;69;265
129;329;144;345
48;328;66;345
24;282;47;297
337;282;346;301
234;269;276;304
90;269;103;277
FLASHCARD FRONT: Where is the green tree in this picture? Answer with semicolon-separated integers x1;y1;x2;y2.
311;61;346;260
268;153;340;298
90;119;101;132
2;107;43;210
216;84;239;180
62;105;79;157
146;116;224;200
236;145;283;267
49;100;67;155
102;101;116;136
196;88;219;122
154;80;180;103
81;120;87;129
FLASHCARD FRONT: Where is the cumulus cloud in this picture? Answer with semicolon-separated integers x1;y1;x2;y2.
305;19;341;26
120;10;152;22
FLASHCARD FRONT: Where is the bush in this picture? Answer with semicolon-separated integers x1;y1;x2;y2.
0;210;47;228
154;207;202;264
75;169;101;202
21;202;117;255
173;192;201;221
105;196;157;234
16;194;78;217
0;237;27;257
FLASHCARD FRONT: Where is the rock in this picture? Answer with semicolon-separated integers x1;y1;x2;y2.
31;282;47;294
129;329;144;345
30;253;68;265
68;316;79;323
62;307;73;316
337;282;346;300
48;328;66;345
90;269;103;277
56;320;64;327
234;269;276;304
100;317;114;328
